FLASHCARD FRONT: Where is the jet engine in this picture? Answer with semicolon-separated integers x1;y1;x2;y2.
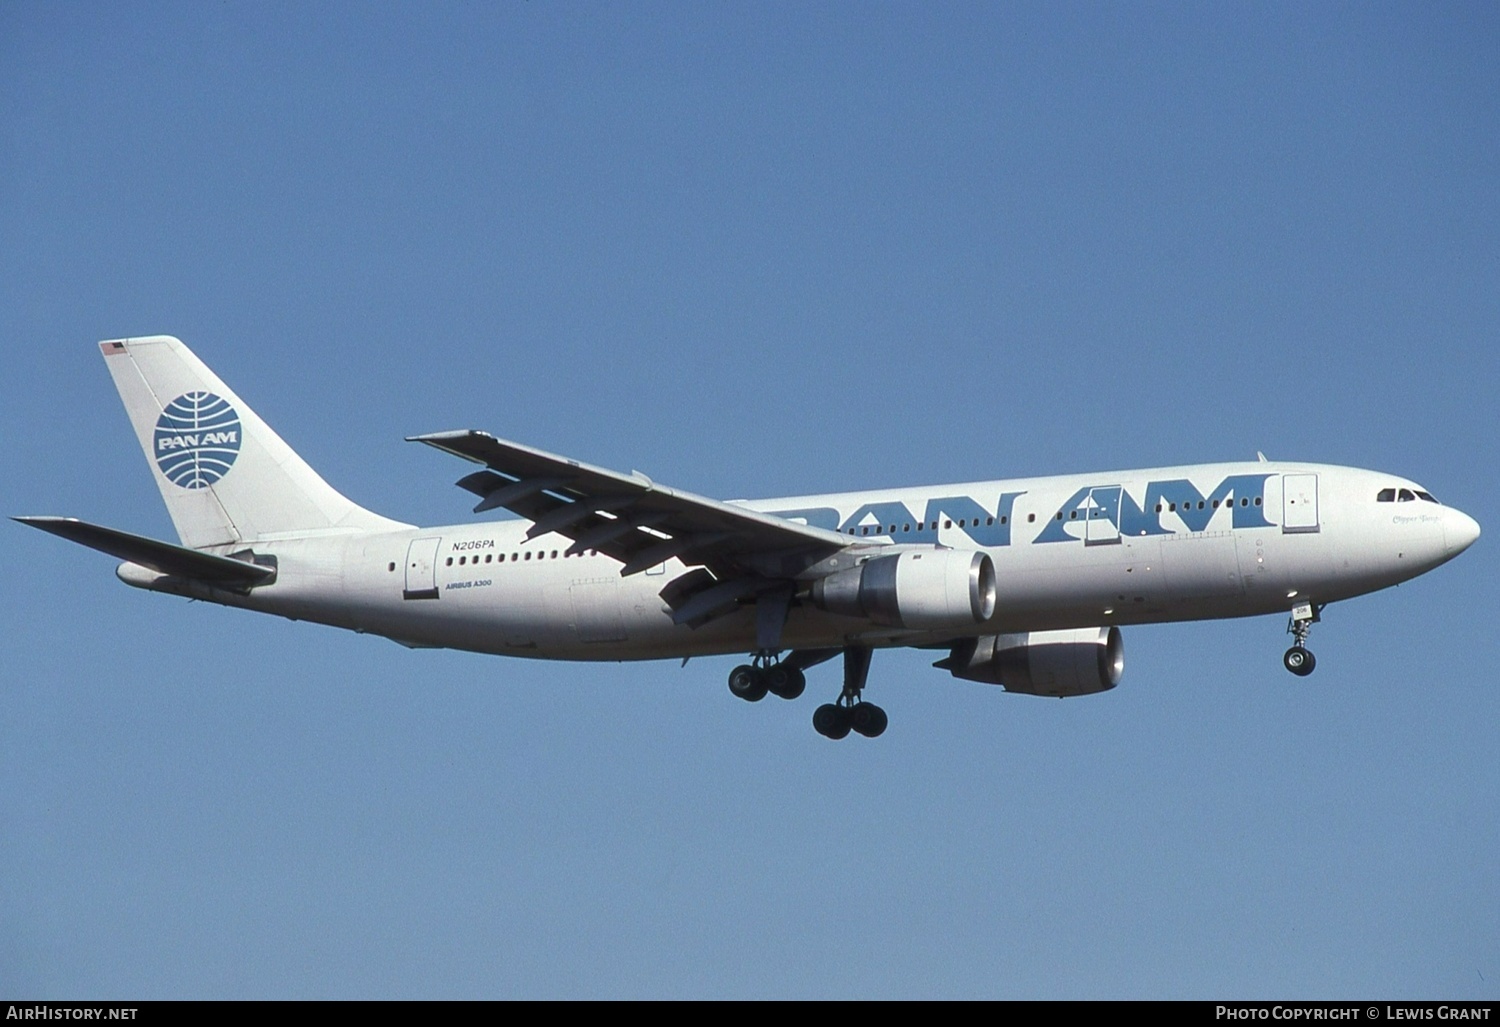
808;550;996;630
937;626;1124;697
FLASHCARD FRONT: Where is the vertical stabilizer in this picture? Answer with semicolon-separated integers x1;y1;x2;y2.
101;336;407;548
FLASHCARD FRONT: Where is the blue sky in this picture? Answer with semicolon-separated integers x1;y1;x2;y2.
3;1;1497;998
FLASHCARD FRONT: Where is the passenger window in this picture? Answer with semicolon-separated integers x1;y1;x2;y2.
445;557;453;566
388;562;395;572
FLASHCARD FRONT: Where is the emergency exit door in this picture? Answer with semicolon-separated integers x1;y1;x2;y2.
1084;486;1122;545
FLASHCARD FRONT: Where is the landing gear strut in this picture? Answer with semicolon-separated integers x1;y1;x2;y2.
1283;600;1323;677
813;646;888;740
727;652;806;703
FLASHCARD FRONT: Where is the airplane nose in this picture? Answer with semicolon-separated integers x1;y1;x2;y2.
1445;509;1481;555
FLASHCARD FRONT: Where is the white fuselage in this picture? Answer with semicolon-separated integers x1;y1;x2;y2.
165;460;1477;662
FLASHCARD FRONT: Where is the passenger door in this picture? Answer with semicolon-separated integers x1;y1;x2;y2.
402;537;442;600
1282;474;1320;534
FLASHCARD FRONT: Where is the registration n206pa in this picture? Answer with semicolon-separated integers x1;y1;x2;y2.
19;337;1480;738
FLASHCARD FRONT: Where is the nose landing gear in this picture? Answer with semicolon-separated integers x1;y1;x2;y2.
1283;600;1323;677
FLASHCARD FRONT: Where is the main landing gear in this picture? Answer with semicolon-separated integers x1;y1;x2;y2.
812;646;887;740
1282;599;1323;677
726;646;888;739
727;653;806;703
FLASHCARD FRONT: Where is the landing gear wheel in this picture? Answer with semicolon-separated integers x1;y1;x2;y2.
1283;647;1316;676
767;665;805;700
728;664;768;702
849;702;888;738
763;664;788;696
813;703;851;740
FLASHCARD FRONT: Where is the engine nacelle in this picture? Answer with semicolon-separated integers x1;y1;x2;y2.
809;550;996;629
938;626;1124;697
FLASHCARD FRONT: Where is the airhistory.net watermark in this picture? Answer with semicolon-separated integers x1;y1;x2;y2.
6;1008;137;1021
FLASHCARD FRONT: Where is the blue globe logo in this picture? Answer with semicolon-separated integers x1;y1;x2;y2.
154;392;242;489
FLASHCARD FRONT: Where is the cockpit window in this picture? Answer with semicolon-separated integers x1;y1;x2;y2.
1378;486;1440;504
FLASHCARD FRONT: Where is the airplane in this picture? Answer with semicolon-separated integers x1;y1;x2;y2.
17;336;1481;739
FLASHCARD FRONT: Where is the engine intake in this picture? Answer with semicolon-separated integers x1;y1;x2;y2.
809;550;996;629
938;626;1124;697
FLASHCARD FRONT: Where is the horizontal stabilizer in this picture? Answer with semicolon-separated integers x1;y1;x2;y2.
14;516;275;587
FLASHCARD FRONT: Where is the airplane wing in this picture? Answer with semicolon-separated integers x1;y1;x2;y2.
407;431;853;617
